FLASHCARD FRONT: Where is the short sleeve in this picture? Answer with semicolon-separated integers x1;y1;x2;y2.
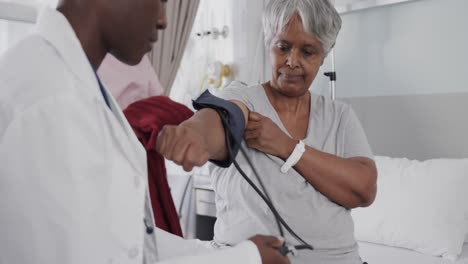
214;81;254;110
341;107;374;159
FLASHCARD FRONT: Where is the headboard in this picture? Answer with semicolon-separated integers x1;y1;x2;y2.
342;93;468;160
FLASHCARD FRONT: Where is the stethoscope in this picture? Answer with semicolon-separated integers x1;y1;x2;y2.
217;108;314;257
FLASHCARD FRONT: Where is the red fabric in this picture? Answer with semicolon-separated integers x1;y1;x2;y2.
124;96;193;237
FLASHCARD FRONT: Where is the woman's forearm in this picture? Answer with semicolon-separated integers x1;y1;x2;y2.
282;139;377;209
179;108;228;161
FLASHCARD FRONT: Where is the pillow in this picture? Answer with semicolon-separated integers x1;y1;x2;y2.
465;208;468;243
352;156;468;260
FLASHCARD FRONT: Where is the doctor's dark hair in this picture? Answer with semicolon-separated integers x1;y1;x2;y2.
262;0;342;55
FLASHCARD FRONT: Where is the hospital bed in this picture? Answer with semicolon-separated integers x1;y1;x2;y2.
359;242;468;264
331;1;468;260
345;93;468;263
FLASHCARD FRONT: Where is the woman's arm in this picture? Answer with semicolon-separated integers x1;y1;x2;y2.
156;99;249;171
244;112;377;209
281;139;377;209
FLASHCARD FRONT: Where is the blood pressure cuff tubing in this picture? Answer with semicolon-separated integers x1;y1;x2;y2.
192;90;245;168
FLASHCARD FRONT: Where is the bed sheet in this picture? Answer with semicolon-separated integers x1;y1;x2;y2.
358;242;468;264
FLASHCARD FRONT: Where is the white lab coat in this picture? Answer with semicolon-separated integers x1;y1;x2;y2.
0;7;260;264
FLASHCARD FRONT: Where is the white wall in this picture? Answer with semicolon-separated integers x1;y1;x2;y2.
329;0;468;97
0;0;58;55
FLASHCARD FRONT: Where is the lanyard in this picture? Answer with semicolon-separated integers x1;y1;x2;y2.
94;71;111;109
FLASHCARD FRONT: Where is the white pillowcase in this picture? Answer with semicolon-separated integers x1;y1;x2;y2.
352;156;468;260
463;208;468;243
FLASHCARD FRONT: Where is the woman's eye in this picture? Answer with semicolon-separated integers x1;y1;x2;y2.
303;50;315;57
277;44;289;52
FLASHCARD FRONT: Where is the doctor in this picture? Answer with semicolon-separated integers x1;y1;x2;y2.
0;0;289;264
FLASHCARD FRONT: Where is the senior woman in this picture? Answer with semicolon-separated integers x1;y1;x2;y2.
207;0;377;262
158;0;377;263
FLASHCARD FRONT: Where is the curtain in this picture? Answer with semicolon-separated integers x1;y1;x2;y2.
151;0;200;96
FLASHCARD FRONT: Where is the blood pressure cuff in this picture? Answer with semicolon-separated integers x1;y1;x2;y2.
192;90;245;168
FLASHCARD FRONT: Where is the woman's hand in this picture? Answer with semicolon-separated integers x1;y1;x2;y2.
244;112;295;159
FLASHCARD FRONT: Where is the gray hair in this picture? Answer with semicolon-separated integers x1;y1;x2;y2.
262;0;342;55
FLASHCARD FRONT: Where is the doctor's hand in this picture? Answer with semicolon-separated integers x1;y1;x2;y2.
249;235;290;264
156;124;210;172
244;112;295;160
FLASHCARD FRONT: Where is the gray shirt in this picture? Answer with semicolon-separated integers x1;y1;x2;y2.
209;83;373;264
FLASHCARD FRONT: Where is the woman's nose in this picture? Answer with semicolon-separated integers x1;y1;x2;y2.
286;50;299;68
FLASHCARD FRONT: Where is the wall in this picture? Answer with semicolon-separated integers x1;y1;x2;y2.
344;93;468;159
0;0;58;55
329;0;468;98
